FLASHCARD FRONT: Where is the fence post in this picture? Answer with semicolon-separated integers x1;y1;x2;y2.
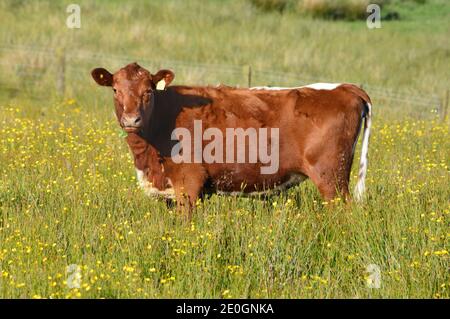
56;48;66;96
441;89;449;121
247;65;252;87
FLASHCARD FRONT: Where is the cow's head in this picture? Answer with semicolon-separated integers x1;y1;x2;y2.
91;62;174;133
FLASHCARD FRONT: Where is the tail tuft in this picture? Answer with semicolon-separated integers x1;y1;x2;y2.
354;102;372;202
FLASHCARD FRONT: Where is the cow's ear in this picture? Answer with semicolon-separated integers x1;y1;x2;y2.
91;68;113;86
152;69;175;90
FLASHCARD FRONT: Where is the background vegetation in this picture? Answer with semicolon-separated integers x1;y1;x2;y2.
0;0;448;298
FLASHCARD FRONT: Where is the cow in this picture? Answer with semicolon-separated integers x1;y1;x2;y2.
91;62;372;215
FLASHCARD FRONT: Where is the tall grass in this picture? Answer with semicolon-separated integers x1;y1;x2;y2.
0;102;448;298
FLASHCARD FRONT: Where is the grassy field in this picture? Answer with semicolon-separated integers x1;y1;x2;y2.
0;0;449;298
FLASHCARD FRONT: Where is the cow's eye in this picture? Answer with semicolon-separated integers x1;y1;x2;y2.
113;88;117;93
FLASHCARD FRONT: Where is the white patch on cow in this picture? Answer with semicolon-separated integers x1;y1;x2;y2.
250;86;293;91
250;83;341;91
135;169;175;199
301;83;341;90
217;173;307;196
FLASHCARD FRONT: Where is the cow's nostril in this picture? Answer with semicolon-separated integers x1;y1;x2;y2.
134;117;142;125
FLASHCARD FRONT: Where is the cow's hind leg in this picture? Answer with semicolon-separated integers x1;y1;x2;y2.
305;160;351;201
304;142;356;202
302;106;363;202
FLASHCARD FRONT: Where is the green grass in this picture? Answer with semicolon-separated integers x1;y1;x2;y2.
0;0;449;96
0;104;448;298
0;0;449;298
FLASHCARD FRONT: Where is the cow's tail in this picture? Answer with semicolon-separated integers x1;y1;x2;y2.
354;100;372;202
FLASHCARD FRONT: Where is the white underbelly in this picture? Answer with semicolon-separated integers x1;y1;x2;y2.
136;169;175;199
136;170;307;199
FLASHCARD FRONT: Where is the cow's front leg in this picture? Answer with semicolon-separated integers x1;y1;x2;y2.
173;181;204;220
174;189;194;220
168;164;207;220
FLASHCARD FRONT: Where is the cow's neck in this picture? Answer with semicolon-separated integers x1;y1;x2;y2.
125;88;211;190
140;87;212;157
125;132;166;190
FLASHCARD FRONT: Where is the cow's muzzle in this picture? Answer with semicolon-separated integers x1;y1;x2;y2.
121;115;142;132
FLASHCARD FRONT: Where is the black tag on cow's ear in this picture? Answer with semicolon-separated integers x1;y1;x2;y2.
142;88;211;157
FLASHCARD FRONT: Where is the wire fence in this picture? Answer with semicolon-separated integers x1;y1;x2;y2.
0;43;448;120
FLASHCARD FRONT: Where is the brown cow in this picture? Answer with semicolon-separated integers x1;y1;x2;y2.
91;63;372;214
